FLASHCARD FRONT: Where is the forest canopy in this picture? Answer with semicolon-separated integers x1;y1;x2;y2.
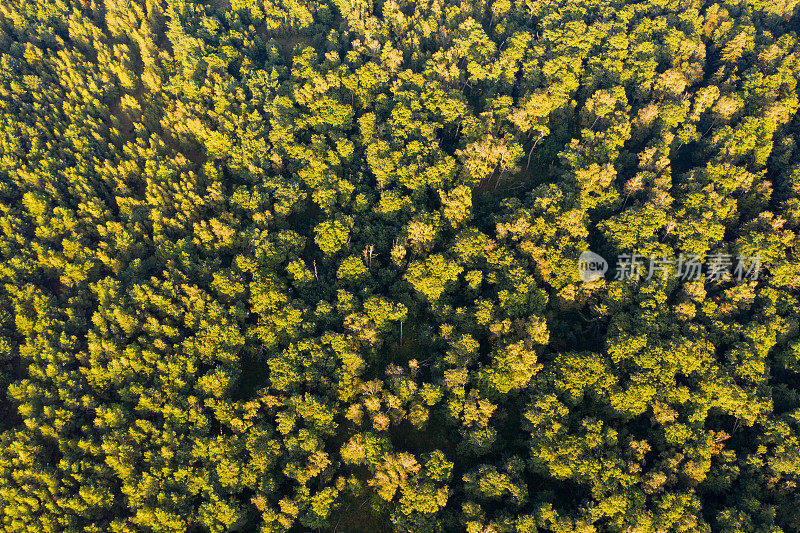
1;0;800;531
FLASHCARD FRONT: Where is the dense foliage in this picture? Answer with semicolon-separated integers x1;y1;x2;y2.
1;0;800;531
